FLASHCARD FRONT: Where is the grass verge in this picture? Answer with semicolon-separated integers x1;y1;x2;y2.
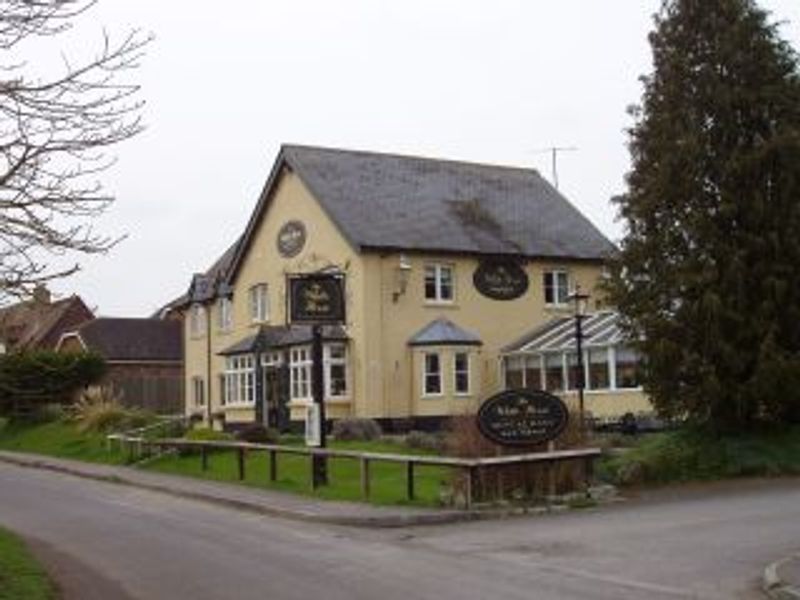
0;528;56;600
0;419;126;465
0;419;448;506
600;426;800;486
146;439;447;507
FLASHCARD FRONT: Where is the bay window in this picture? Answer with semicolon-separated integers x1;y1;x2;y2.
224;355;254;405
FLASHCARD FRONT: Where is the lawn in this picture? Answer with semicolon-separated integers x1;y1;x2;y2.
146;439;449;507
0;527;56;600
0;419;127;465
600;425;800;486
0;419;450;507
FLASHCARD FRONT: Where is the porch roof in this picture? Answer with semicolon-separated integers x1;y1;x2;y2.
218;324;348;356
408;317;482;347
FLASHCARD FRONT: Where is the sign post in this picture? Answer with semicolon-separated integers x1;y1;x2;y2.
288;273;346;488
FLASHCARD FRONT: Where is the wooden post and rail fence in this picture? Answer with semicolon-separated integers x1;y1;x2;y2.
106;433;601;509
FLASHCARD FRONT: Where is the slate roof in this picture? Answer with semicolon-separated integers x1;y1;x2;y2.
408;318;482;347
66;318;183;362
501;311;625;354
219;324;348;356
226;145;616;284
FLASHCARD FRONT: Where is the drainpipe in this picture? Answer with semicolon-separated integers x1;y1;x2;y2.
206;305;212;426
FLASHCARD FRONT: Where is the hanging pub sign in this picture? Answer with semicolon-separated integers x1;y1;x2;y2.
288;273;346;324
477;389;568;446
473;259;529;301
277;220;307;258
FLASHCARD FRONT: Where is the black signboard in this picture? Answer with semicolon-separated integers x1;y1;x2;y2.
473;259;529;301
277;221;307;258
477;389;568;446
288;274;346;324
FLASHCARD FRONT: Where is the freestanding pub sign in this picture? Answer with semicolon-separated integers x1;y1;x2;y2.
287;273;346;486
477;389;568;447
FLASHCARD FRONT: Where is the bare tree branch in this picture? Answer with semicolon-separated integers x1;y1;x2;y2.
0;0;151;302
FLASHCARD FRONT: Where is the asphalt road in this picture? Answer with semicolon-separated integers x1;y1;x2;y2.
1;463;798;600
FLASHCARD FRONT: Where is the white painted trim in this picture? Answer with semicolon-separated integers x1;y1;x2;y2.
55;332;87;352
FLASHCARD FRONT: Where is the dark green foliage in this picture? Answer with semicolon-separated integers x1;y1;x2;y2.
602;426;800;485
235;423;279;444
0;351;106;416
185;428;235;443
610;0;800;431
332;418;382;441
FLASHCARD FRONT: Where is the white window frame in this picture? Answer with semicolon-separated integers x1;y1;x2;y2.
218;297;233;332
543;270;570;306
192;376;205;407
424;263;455;303
324;343;349;398
189;303;206;337
422;351;443;397
290;347;312;401
224;355;255;406
453;352;471;396
249;284;269;323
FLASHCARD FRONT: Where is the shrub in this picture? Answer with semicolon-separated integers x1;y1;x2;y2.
332;418;382;441
405;430;445;453
30;403;66;424
235;423;279;444
71;386;154;433
0;350;106;416
185;428;234;443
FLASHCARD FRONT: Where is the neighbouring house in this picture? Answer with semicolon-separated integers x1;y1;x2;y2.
0;286;94;353
57;318;183;414
171;144;652;431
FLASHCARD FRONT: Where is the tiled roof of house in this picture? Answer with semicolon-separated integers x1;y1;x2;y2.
408;318;482;347
226;144;616;284
0;295;93;350
66;318;183;362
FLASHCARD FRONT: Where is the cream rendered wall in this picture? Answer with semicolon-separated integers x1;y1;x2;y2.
184;309;210;419
188;169;365;425
360;253;611;420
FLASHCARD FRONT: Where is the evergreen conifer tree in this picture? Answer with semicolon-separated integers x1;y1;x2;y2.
610;0;800;431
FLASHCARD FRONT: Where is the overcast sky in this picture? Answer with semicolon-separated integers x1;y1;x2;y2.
41;1;800;316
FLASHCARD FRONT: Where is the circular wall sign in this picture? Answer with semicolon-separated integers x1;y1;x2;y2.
473;259;529;301
477;389;569;447
277;221;307;258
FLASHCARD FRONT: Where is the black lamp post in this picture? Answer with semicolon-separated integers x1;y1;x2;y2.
568;286;590;439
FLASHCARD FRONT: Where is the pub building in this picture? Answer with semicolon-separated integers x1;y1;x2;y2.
171;144;652;431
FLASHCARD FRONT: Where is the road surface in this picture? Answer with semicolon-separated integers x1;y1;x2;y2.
1;463;798;599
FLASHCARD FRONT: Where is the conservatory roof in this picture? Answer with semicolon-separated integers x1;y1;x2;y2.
502;311;627;354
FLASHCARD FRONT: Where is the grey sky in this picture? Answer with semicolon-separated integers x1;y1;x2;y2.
43;1;800;316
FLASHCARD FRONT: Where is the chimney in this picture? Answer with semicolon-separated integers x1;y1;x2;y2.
33;285;51;304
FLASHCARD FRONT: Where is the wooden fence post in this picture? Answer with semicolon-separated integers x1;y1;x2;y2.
360;457;370;499
464;466;476;510
237;447;245;480
406;462;415;501
269;450;277;482
310;454;317;490
201;446;209;471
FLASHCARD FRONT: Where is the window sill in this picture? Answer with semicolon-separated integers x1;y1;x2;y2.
423;301;458;309
287;397;352;407
223;403;256;409
421;394;444;399
454;393;473;398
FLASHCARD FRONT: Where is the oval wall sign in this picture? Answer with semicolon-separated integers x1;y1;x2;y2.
277;221;307;258
473;259;529;301
477;389;569;447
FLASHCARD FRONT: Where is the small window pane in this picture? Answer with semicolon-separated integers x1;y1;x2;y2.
454;352;469;395
524;355;542;390
424;266;437;300
424;353;441;395
615;347;641;388
588;348;610;390
545;353;563;391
